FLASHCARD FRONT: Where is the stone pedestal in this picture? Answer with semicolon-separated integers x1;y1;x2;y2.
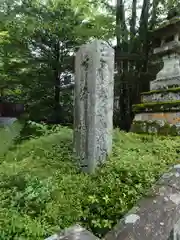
151;53;180;90
131;89;180;136
74;40;114;173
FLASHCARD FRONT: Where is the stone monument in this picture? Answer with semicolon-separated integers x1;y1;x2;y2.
74;40;114;173
131;13;180;135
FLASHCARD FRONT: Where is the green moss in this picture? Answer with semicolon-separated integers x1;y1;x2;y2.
141;87;180;96
131;120;180;136
133;100;180;113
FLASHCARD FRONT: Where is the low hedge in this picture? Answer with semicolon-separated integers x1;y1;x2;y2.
0;126;179;239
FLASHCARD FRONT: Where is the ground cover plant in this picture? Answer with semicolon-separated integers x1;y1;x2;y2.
0;123;179;239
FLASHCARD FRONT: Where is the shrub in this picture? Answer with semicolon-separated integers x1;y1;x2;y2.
20;120;65;140
0;126;179;239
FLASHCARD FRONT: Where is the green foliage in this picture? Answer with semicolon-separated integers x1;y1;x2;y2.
0;0;114;123
20;121;67;140
0;125;179;239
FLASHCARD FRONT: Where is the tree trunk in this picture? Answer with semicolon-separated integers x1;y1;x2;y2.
149;0;159;30
116;0;132;131
53;41;61;123
139;0;150;72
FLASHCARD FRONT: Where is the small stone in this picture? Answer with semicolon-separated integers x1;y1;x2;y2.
125;214;140;224
162;173;173;178
164;197;169;202
175;172;180;177
160;222;164;226
174;164;180;169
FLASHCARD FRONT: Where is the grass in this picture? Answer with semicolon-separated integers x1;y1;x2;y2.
0;124;179;239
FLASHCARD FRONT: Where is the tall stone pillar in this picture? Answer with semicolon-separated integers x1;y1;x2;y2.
74;40;114;173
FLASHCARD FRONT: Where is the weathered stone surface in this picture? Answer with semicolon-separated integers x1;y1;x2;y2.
133;112;180;125
45;225;99;240
151;76;180;91
74;39;114;173
151;24;180;91
171;217;180;240
141;91;180;103
131;112;180;135
150;54;180;91
158;165;180;191
105;166;180;240
153;41;180;56
131;121;180;135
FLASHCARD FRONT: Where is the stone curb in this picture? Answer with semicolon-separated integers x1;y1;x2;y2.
45;225;99;240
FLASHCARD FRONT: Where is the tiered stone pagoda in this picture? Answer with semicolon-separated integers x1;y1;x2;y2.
131;11;180;135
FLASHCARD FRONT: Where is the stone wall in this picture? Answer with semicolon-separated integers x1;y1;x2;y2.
45;165;180;240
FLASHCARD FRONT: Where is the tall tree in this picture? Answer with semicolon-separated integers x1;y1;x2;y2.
0;0;114;122
114;0;179;130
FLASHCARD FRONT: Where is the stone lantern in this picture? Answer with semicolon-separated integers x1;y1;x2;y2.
130;12;180;136
151;16;180;90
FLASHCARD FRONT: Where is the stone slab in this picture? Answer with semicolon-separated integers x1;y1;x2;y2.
153;41;180;56
141;91;180;103
45;225;99;240
158;165;180;191
133;112;180;125
150;76;180;90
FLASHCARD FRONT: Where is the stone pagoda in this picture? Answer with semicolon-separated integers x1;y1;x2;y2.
131;11;180;135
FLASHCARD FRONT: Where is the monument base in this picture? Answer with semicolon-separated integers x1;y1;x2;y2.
131;88;180;136
131;112;180;135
